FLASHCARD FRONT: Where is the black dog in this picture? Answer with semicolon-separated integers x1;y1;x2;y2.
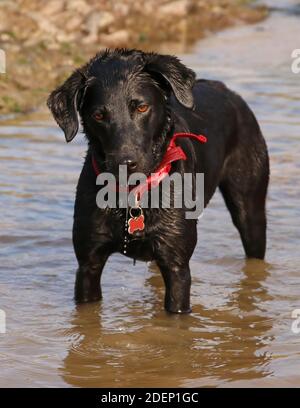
48;48;269;313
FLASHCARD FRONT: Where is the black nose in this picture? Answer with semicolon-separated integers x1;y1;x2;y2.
123;159;137;172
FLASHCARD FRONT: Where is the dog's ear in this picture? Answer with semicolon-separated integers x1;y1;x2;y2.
143;53;196;109
47;69;87;142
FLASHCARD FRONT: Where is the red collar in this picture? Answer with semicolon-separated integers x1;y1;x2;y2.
92;132;207;200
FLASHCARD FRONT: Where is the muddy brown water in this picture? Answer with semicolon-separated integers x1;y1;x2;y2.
0;0;300;387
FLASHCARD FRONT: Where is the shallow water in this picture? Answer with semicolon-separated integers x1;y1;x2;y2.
0;0;300;388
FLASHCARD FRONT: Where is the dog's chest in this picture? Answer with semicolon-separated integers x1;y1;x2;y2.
108;208;172;261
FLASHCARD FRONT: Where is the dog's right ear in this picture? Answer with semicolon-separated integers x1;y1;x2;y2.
143;53;196;109
47;70;87;142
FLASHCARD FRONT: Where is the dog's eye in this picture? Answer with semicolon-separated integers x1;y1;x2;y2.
92;112;104;122
136;104;149;113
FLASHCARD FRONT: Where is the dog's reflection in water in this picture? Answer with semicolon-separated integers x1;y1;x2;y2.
61;259;273;387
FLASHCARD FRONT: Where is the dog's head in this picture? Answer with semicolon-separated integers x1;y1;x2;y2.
48;48;195;176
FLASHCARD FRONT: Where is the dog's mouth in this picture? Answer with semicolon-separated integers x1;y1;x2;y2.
109;165;153;182
98;144;167;181
104;156;156;180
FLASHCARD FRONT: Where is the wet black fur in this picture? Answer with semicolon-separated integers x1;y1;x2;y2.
48;48;269;313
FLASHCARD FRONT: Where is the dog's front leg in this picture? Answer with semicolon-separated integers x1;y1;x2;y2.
73;210;113;304
156;258;192;314
74;251;109;304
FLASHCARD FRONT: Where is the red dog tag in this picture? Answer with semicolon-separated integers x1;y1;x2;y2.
128;207;145;234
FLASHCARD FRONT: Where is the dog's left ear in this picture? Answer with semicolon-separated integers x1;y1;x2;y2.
143;53;196;109
47;69;87;142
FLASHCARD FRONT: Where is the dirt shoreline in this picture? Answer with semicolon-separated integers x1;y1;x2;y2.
0;0;268;115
